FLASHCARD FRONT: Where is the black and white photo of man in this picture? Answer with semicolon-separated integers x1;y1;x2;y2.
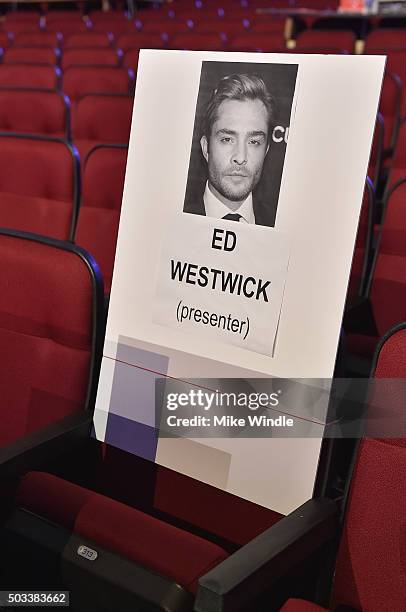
183;62;298;228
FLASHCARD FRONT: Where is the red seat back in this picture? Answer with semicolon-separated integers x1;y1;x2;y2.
116;32;165;51
348;178;375;299
89;10;129;24
296;29;355;52
0;230;103;447
64;32;113;48
0;89;68;139
333;324;406;610
0;135;78;240
379;71;402;155
62;66;133;100
228;31;285;51
122;48;140;72
3;47;59;65
249;16;287;33
0;32;14;48
45;21;91;36
169;32;226;50
72;93;133;142
0;64;60;89
367;180;406;335
93;21;136;36
366;28;406;52
387;118;406;190
4;13;40;33
75;145;128;292
136;20;192;35
14;31;62;47
61;48;121;69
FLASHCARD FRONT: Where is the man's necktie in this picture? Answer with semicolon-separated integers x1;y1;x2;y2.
222;213;241;222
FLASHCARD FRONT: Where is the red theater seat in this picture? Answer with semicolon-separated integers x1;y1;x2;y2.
0;135;79;240
136;19;192;36
385;117;406;192
287;46;348;54
116;32;166;51
0;229;103;452
122;48;141;73
64;32;114;48
295;29;355;52
3;47;59;65
4;12;41;33
93;20;137;36
45;21;91;36
379;50;406;119
348;180;406;359
89;10;130;24
74;144;128;293
72;93;133;161
62;66;134;101
16;471;229;596
347;177;375;300
365;28;406;52
0;32;14;49
0;89;69;139
379;71;402;157
13;31;62;47
0;64;60;89
249;16;288;34
370;179;406;318
175;7;226;20
61;48;122;70
228;31;285;51
132;8;175;22
169;32;226;50
45;11;87;25
281;323;406;612
368;112;384;191
192;18;250;37
281;600;326;611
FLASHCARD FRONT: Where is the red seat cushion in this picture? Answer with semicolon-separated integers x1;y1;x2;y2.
17;471;229;594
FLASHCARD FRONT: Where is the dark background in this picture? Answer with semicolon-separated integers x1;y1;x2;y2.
183;61;298;227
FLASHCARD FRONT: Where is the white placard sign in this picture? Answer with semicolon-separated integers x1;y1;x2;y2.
93;51;384;515
153;214;290;356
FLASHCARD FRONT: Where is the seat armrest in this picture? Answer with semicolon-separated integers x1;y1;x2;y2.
195;498;339;612
0;411;92;478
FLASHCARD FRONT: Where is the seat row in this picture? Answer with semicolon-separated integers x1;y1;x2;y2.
0;85;132;153
0;64;134;100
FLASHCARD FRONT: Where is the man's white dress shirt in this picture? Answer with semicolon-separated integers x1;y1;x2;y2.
203;182;255;224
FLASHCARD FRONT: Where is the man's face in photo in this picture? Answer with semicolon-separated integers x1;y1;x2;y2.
201;98;270;208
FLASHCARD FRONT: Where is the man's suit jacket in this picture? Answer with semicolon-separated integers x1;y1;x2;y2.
183;189;274;228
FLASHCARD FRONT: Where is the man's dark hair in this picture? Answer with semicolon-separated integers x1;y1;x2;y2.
201;73;275;141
